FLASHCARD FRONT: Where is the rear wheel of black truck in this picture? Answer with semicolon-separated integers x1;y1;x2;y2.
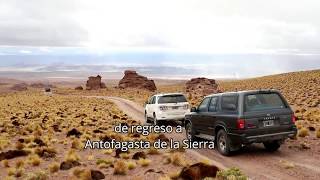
153;113;159;126
263;140;281;152
217;129;231;156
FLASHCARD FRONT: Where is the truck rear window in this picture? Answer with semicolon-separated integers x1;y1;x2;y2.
244;93;287;112
221;96;238;111
158;95;187;104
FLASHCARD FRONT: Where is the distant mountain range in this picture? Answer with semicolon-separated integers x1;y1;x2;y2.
0;64;240;81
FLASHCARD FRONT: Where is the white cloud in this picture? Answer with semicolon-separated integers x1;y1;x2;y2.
19;50;32;54
73;0;320;54
0;0;319;55
38;47;52;52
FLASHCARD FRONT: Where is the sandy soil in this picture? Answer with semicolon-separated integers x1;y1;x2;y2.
1;70;319;179
0;93;207;180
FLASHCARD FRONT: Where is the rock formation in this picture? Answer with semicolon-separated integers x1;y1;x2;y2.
118;70;156;91
10;83;28;91
75;86;83;90
186;77;221;99
179;162;219;180
86;75;106;90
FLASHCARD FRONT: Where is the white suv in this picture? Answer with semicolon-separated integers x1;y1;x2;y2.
144;93;190;125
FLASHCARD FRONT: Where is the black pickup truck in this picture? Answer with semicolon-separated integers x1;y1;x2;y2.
184;89;297;155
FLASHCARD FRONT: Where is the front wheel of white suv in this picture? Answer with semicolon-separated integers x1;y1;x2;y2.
153;113;159;126
144;112;149;124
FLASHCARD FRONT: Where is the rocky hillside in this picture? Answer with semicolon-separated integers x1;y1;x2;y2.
219;70;319;108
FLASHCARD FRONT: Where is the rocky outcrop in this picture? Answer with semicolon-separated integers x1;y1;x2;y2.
67;128;82;138
179;162;219;180
132;151;147;160
186;77;221;99
100;82;107;89
86;75;106;90
118;70;156;91
91;170;105;180
0;150;29;161
75;86;83;90
10;83;28;91
60;161;81;170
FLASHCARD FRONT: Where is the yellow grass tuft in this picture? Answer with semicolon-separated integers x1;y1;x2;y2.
65;149;80;162
114;160;128;175
63;139;68;145
87;155;94;161
96;158;114;165
15;160;24;168
316;128;320;138
28;154;41;166
71;139;82;149
73;168;91;179
48;162;60;173
158;176;171;180
3;176;15;180
103;149;113;155
170;152;187;166
126;161;137;170
0;138;9;150
96;158;114;169
168;170;181;179
148;147;160;155
298;127;309;137
72;168;83;177
138;158;151;167
7;168;16;176
7;167;24;177
25;170;48;180
2;160;10;168
79;169;92;180
280;160;295;169
119;153;130;159
200;158;212;165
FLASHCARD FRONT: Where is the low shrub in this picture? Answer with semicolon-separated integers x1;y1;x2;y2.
114;160;127;175
298;127;309;137
216;167;247;180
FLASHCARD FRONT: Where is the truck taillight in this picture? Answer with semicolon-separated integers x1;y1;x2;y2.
237;119;245;129
291;115;296;123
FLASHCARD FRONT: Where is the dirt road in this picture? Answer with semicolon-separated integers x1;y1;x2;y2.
99;96;320;180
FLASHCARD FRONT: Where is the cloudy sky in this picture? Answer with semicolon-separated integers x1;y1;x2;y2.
0;0;319;80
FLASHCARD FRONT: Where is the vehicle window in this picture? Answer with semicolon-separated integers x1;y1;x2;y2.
158;95;187;104
221;95;238;111
208;97;218;112
198;97;210;112
151;96;156;104
245;93;286;112
148;96;154;104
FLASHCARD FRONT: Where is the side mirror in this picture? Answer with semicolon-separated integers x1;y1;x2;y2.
191;107;197;112
223;104;236;111
144;101;149;106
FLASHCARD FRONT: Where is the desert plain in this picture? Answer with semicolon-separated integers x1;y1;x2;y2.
0;69;319;180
